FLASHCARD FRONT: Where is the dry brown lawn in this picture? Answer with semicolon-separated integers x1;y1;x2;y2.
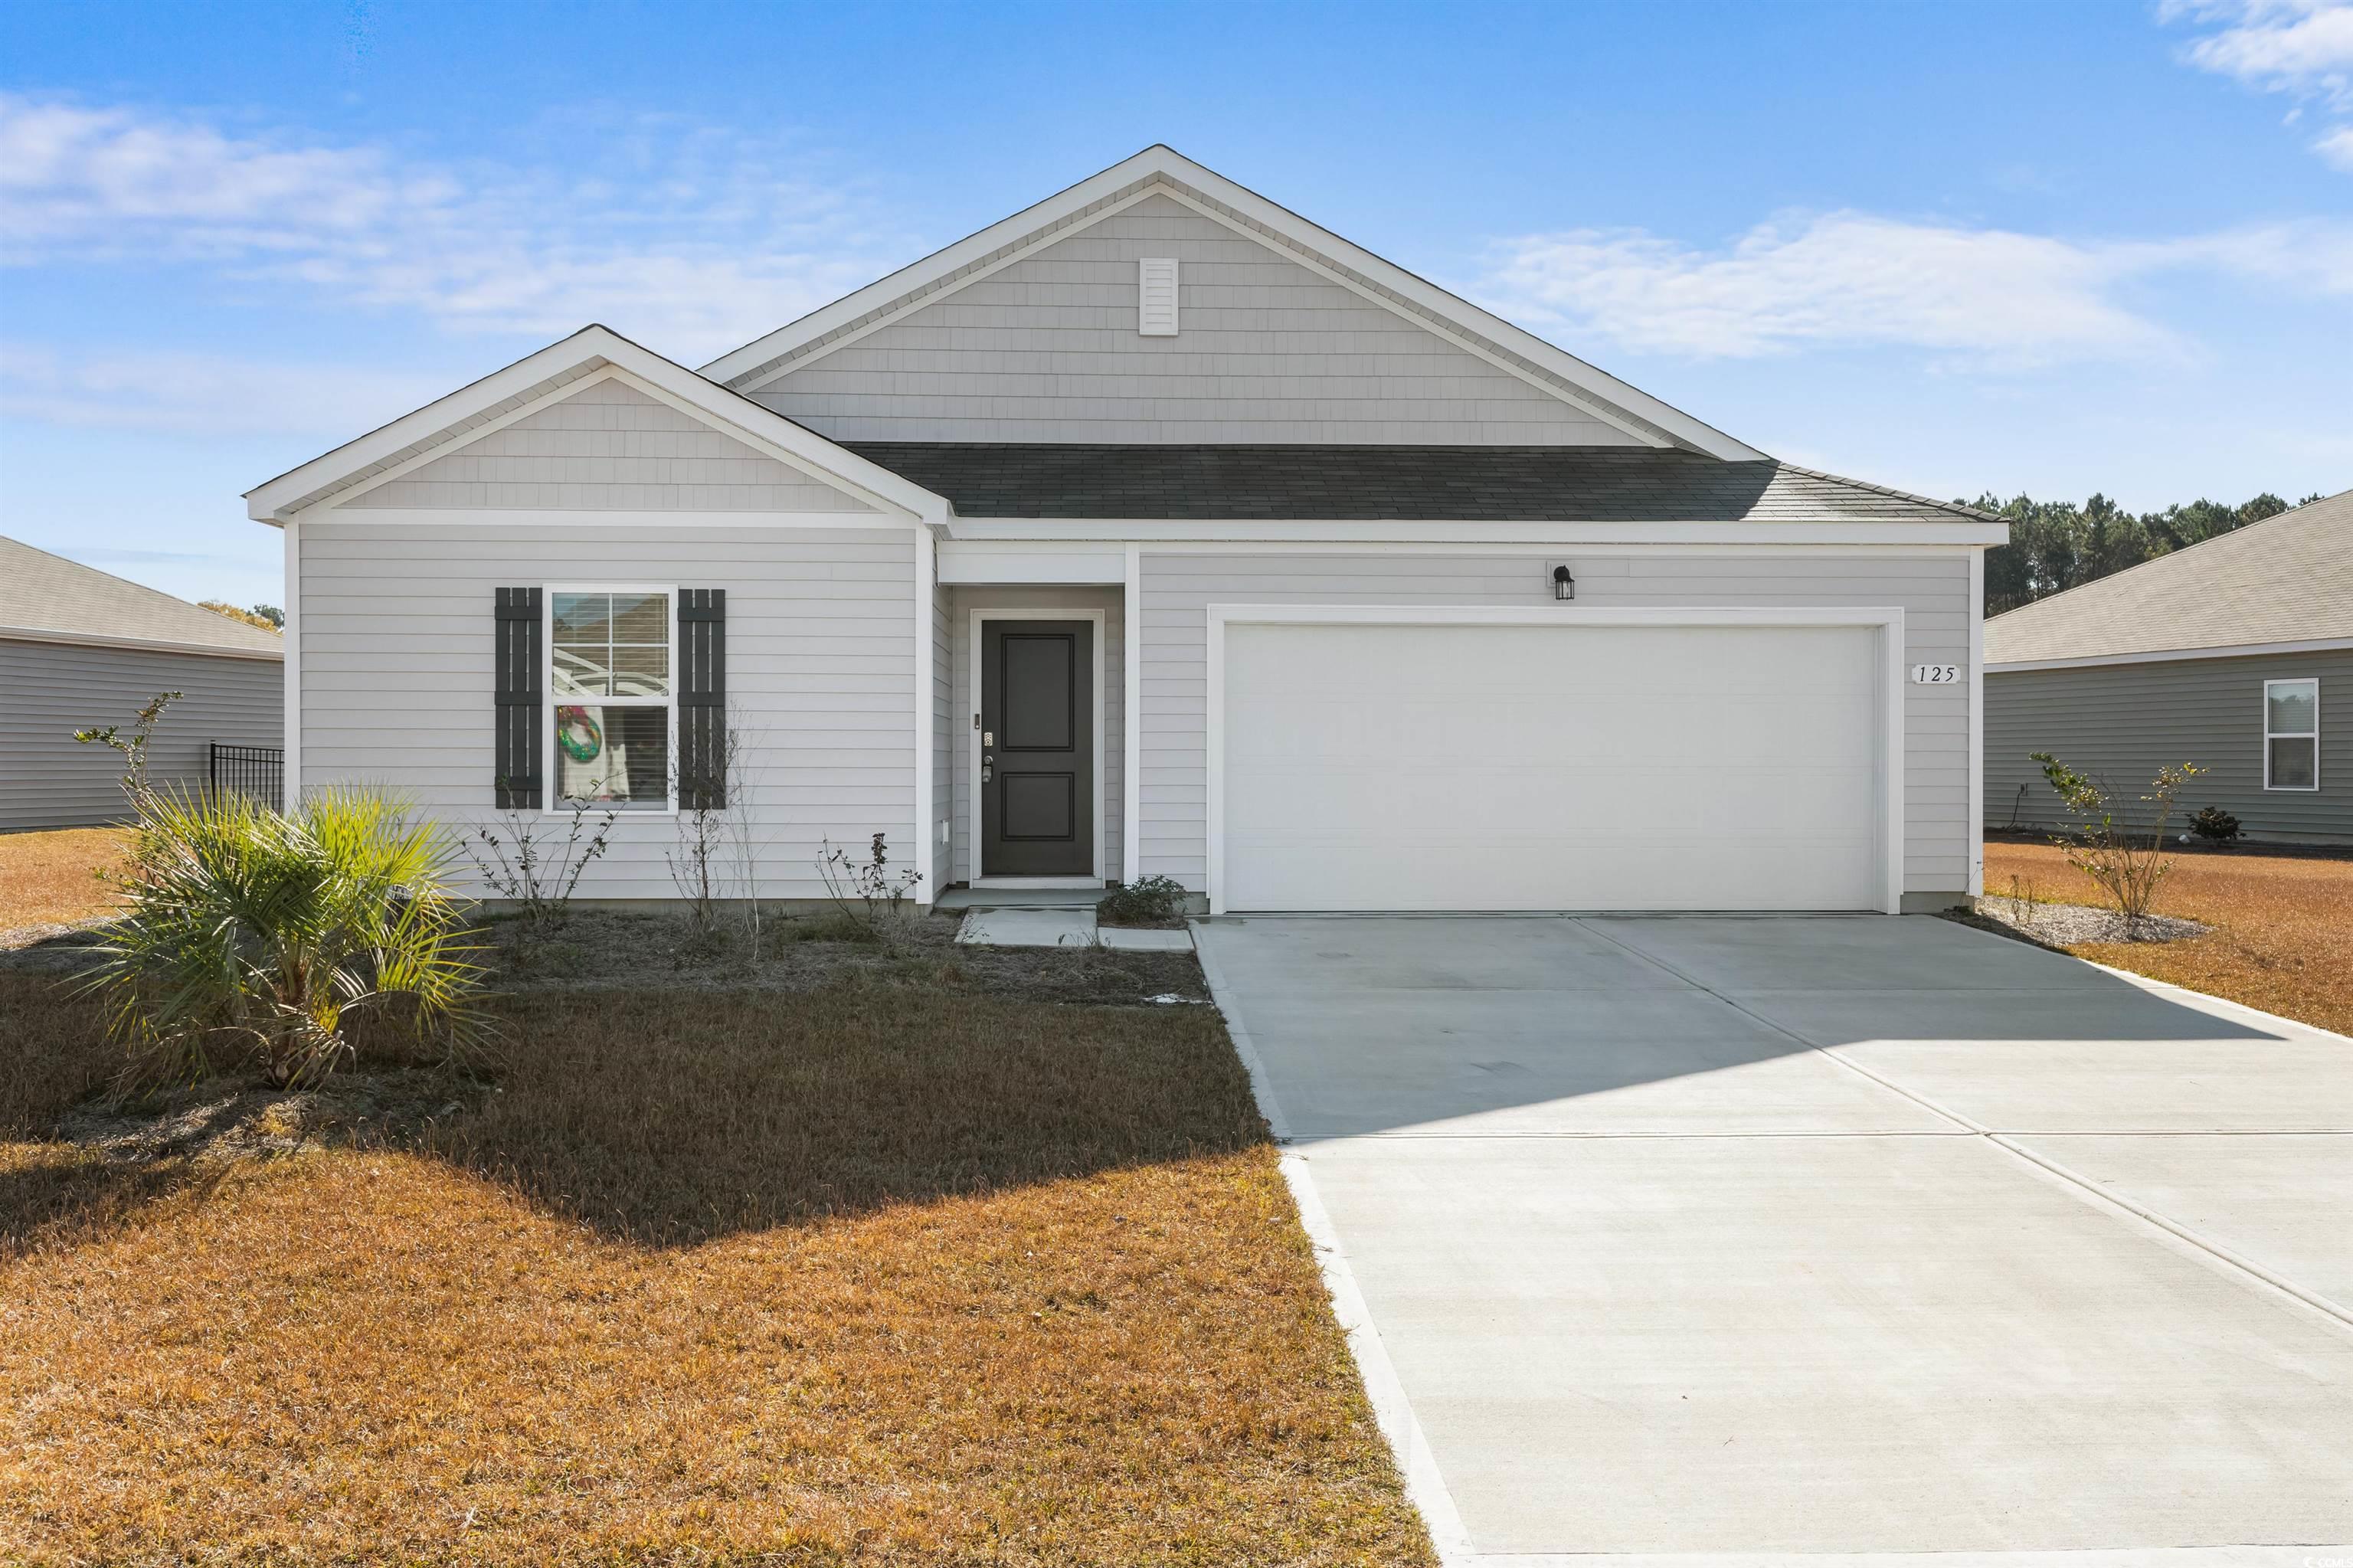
0;975;1434;1566
0;828;127;944
1983;840;2353;1036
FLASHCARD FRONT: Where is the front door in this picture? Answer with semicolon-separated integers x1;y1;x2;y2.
980;620;1095;877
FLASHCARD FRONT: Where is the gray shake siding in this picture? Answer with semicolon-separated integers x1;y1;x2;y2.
343;378;879;512
1134;552;1975;894
946;585;1124;884
1987;650;2353;844
748;195;1635;447
298;522;917;899
2;637;282;830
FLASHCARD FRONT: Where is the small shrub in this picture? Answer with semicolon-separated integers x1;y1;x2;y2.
815;833;923;941
74;689;182;807
2031;751;2201;927
2188;806;2242;845
468;801;617;957
84;787;491;1090
2001;872;2043;929
1098;874;1190;927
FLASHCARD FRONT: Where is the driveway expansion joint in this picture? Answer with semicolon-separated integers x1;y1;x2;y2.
1568;916;2353;1337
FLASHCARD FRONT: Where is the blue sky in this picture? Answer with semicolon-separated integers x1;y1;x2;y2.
4;0;2349;611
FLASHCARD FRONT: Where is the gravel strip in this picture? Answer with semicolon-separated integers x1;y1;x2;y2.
1969;898;2211;947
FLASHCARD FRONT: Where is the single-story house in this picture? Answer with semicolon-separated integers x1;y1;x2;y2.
1985;489;2351;845
246;146;2007;915
2;536;286;831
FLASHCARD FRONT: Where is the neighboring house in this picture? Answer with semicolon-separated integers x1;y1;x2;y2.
2;537;286;831
1985;490;2352;846
246;146;2007;914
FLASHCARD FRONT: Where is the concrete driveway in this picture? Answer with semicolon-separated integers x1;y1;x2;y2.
1193;915;2353;1565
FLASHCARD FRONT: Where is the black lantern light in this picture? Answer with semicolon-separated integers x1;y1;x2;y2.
1550;563;1576;601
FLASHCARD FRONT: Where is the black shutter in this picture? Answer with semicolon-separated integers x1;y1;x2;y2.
679;588;726;810
494;587;542;809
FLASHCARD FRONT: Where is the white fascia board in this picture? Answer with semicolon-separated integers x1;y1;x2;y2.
1988;636;2353;673
695;146;1765;461
1;626;284;662
937;540;1127;584
246;326;952;525
297;509;911;530
946;516;2012;547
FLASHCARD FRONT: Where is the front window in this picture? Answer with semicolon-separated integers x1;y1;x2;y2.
548;588;673;810
2264;678;2319;791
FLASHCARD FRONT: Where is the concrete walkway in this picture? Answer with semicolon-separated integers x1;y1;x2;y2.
951;905;1193;950
1193;914;2353;1565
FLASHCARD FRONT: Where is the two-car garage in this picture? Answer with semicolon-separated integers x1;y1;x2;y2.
1208;608;1903;915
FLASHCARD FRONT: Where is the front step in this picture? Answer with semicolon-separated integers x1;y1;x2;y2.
934;885;1107;912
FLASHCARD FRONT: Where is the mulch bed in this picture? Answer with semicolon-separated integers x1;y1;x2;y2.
0;907;1212;1010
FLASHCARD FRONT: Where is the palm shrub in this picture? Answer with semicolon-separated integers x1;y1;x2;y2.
85;787;492;1089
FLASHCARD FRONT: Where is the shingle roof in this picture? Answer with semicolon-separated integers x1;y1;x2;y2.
1985;490;2353;666
845;444;1997;525
0;537;284;658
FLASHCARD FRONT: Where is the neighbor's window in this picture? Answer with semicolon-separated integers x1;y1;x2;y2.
548;588;673;810
2264;678;2319;791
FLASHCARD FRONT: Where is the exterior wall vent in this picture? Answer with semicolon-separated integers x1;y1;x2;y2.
1137;257;1179;336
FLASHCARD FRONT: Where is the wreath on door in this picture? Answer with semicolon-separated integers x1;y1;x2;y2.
555;705;603;763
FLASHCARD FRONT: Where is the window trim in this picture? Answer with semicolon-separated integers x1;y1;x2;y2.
543;583;680;816
2263;676;2320;793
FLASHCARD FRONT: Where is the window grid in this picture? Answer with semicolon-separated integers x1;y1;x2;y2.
545;586;677;813
2263;677;2320;793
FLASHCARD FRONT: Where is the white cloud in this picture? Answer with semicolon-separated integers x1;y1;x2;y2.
1476;212;2353;367
2171;0;2353;100
2166;0;2353;169
0;98;438;253
0;344;457;437
0;95;905;362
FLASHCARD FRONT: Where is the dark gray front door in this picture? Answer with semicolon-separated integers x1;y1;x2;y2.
981;620;1094;877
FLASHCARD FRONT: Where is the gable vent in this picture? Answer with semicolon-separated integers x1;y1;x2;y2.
1138;257;1179;336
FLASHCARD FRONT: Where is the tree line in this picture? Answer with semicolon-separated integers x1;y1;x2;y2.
1970;489;2328;616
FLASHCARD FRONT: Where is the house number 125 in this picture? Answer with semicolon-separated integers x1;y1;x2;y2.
1910;664;1961;685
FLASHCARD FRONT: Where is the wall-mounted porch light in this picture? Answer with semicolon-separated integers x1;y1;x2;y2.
1550;564;1576;601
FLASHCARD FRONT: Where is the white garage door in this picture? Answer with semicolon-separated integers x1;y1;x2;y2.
1216;619;1887;912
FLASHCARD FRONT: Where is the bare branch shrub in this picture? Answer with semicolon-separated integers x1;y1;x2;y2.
469;802;617;963
810;833;924;944
74;689;182;807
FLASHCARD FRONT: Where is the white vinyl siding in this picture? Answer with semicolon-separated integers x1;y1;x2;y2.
0;637;283;832
340;377;880;513
748;195;1638;447
1136;552;1972;895
947;585;1124;885
297;523;916;900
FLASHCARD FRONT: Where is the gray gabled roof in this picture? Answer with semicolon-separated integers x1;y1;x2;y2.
1985;489;2353;666
0;537;283;659
845;444;1997;525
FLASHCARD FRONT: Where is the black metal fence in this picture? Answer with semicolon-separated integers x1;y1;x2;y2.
209;742;284;810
